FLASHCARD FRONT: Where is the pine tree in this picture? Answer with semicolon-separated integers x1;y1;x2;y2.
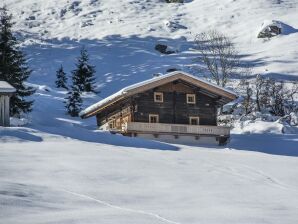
55;65;68;89
72;47;96;92
65;85;82;117
0;7;35;116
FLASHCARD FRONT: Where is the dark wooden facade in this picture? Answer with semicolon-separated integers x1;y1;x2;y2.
96;80;219;129
81;71;237;145
134;81;217;125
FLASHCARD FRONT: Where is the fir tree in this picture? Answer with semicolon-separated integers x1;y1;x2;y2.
55;65;68;89
72;47;96;92
0;7;35;116
65;85;82;117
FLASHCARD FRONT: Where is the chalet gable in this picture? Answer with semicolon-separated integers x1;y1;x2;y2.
80;71;237;119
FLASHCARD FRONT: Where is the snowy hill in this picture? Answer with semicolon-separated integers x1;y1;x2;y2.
3;0;298;86
1;136;298;224
1;1;298;223
1;0;297;127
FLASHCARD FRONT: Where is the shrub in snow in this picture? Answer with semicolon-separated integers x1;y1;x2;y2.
239;77;254;115
289;112;298;126
220;75;298;131
218;114;239;127
237;75;298;117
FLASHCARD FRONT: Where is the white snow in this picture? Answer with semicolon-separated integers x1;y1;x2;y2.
0;0;297;99
0;81;16;93
233;120;286;134
0;1;298;223
1;128;298;224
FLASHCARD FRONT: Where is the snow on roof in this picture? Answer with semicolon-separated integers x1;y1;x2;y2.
0;81;16;93
79;71;237;118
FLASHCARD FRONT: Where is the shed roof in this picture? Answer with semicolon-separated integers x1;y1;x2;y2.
0;81;16;94
80;71;237;118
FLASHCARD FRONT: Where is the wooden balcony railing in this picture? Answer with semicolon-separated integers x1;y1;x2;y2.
122;122;230;136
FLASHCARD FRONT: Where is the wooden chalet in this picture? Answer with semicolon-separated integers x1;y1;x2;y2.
80;71;237;145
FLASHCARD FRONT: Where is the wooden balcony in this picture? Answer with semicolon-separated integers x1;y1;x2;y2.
121;122;230;137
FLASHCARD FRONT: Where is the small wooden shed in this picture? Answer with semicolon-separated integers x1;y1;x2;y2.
0;81;16;127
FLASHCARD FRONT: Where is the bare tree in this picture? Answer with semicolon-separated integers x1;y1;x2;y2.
267;79;286;116
239;76;254;115
285;81;298;113
194;30;239;87
255;74;267;112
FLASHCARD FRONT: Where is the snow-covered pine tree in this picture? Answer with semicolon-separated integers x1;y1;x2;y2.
55;65;68;89
0;7;35;116
72;47;96;92
65;85;82;117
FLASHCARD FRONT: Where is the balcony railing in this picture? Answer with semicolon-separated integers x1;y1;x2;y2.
122;122;230;136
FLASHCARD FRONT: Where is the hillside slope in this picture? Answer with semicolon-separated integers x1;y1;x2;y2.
1;2;298;223
1;0;298;126
1;133;298;224
3;0;298;81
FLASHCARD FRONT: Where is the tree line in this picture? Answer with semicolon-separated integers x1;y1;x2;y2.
0;7;35;117
0;7;96;119
194;30;298;117
55;47;96;117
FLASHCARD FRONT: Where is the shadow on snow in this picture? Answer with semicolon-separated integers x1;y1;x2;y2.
229;133;298;157
0;128;43;143
7;34;296;152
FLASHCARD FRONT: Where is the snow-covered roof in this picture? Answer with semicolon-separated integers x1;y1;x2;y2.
80;71;237;118
0;81;16;94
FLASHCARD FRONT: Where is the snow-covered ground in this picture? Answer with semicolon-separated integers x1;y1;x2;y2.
1;129;298;224
1;0;298;223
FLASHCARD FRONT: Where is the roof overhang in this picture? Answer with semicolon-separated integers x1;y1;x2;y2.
80;71;237;119
0;81;16;95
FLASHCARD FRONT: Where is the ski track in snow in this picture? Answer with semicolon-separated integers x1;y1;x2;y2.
201;156;298;192
61;189;182;224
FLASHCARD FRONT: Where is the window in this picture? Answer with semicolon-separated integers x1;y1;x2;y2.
109;119;116;129
154;92;163;103
186;94;196;104
189;117;199;125
149;114;159;123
